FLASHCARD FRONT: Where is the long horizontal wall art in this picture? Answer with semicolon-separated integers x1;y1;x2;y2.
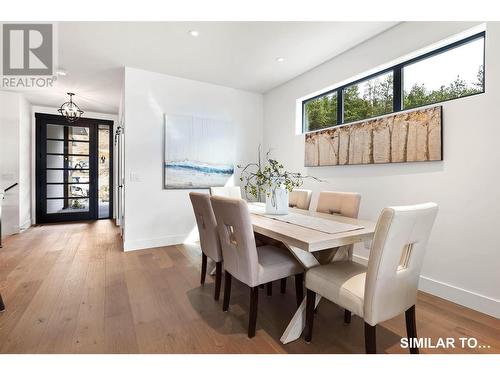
304;106;442;167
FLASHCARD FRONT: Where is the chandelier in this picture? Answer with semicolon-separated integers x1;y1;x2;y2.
58;93;84;122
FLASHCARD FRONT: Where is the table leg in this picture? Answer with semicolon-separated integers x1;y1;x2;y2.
280;244;336;344
285;244;322;269
281;292;321;344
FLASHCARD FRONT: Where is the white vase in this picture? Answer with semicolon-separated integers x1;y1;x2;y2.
265;185;289;215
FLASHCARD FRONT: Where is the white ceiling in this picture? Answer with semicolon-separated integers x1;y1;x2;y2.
17;22;397;114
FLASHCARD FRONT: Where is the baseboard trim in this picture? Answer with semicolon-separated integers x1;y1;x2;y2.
353;254;499;319
419;276;500;319
352;254;369;265
19;218;32;232
123;234;189;252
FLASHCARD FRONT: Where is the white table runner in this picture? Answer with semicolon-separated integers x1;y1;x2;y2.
249;204;363;234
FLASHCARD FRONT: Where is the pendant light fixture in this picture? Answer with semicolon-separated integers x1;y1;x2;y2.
58;92;84;122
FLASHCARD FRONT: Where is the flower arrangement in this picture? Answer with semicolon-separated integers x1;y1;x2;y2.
237;146;322;206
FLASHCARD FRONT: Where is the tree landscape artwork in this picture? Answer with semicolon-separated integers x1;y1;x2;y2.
304;106;442;167
164;114;235;189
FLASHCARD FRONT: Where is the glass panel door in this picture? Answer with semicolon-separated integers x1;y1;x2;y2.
36;115;98;223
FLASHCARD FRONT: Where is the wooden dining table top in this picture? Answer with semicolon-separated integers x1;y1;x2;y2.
248;203;377;252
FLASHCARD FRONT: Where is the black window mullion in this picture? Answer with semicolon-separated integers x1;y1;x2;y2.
46;182;90;185
45;168;90;171
46;138;89;143
393;66;403;112
46;197;90;200
46;153;90;156
336;88;343;125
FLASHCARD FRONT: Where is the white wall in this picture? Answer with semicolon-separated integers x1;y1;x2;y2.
116;81;125;230
0;91;31;236
123;67;263;251
263;22;500;318
19;95;32;230
30;106;118;224
0;91;21;236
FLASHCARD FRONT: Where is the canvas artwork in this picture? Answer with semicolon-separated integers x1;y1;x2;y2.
164;114;235;189
304;106;442;167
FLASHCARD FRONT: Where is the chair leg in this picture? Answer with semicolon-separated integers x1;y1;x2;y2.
222;272;232;311
280;278;287;294
344;309;352;324
304;289;316;342
266;282;272;296
294;273;304;307
364;323;377;354
200;253;207;285
405;305;419;354
0;293;5;312
214;262;222;301
248;286;259;338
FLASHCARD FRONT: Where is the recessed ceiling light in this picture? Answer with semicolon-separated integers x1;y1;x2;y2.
188;30;199;37
276;57;285;63
56;69;67;76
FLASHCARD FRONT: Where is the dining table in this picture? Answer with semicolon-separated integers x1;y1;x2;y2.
247;202;376;344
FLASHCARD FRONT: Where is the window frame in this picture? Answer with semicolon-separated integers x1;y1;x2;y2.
341;69;395;124
302;31;485;133
302;89;339;131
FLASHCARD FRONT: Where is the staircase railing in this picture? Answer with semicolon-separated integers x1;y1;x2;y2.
4;183;18;192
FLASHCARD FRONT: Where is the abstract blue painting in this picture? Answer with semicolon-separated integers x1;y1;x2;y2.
164;114;235;189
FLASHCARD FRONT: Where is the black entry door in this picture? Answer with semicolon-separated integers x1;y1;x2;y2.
35;113;113;223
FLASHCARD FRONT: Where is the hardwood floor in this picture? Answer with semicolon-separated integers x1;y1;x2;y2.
0;220;498;354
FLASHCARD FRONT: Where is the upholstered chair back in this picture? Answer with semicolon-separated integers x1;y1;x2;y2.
316;191;361;219
210;196;259;287
289;189;312;210
316;191;361;261
364;203;438;326
210;186;242;199
189;192;222;262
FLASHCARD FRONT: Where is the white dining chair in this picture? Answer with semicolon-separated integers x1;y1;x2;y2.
210;195;304;338
265;188;312;296
315;190;362;322
304;202;438;354
316;190;361;219
289;189;312;210
209;186;242;199
189;192;223;300
210;185;273;251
